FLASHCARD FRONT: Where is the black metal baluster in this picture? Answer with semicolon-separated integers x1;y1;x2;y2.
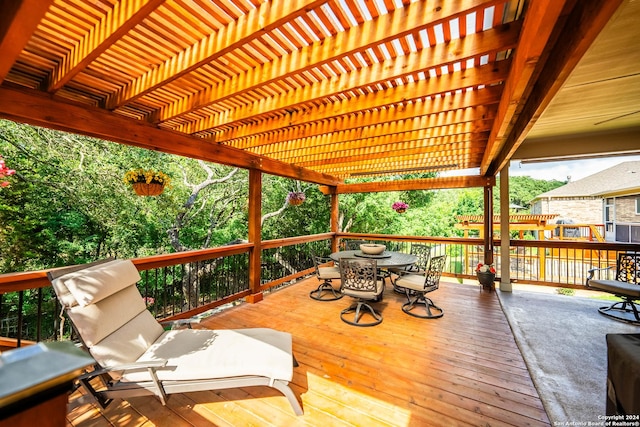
16;290;24;347
36;287;43;342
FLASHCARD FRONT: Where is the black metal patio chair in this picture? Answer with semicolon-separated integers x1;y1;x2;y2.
393;255;446;319
586;253;640;325
339;258;384;327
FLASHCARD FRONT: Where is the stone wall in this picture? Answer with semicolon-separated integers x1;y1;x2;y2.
615;195;640;223
530;197;601;224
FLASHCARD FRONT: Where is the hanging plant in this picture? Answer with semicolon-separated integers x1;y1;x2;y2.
124;169;171;196
392;201;409;213
287;191;306;206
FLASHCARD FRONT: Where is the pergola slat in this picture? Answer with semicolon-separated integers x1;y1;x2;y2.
0;0;630;183
107;0;328;110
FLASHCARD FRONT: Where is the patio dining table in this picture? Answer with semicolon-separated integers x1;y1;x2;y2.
329;250;418;269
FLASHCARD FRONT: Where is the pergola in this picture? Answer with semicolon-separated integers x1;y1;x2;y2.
1;0;639;292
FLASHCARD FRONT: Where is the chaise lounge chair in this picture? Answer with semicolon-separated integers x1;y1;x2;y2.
47;258;303;415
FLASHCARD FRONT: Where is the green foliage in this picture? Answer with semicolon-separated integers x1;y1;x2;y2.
502;175;565;210
0;119;568;274
555;288;576;296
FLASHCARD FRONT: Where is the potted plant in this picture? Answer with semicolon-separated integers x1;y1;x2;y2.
476;262;496;288
392;201;409;213
124;169;171;196
287;191;306;206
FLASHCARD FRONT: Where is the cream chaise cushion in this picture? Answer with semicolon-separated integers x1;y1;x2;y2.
53;259;164;366
86;310;164;367
53;259;295;386
122;328;294;383
58;259;141;307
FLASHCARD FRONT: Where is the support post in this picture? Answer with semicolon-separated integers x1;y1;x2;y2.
499;165;512;292
483;185;494;266
247;169;263;303
330;190;339;253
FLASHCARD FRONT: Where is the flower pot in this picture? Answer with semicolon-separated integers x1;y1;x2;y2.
395;208;406;214
477;271;496;288
132;182;165;196
288;198;304;206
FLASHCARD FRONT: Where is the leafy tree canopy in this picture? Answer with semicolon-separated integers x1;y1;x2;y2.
0;120;565;273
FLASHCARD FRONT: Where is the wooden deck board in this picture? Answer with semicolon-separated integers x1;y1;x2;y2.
66;278;551;426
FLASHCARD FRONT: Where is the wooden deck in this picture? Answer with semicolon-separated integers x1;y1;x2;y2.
66;278;550;426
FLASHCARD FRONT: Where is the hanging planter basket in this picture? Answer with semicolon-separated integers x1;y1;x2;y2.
132;182;165;196
392;201;409;213
287;191;306;206
124;169;170;197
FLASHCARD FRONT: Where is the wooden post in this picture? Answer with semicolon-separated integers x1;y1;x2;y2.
246;169;263;303
483;184;494;266
330;190;339;253
499;166;512;291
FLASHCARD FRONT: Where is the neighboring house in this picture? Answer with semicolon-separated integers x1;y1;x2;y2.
531;161;640;242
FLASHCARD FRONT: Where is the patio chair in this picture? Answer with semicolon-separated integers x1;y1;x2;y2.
309;253;343;301
339;258;384;327
393;255;446;319
344;239;368;250
47;258;303;415
586;253;640;325
390;243;431;293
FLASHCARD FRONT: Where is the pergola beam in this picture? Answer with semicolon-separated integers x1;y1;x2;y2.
488;0;626;175
480;0;570;175
0;86;341;186
0;0;53;84
319;176;495;194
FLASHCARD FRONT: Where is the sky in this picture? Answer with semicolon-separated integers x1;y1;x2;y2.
508;154;640;182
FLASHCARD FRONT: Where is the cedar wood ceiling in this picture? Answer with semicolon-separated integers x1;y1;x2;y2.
0;0;636;191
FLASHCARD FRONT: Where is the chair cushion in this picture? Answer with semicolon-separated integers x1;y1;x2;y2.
589;280;640;298
67;284;149;346
318;266;341;280
56;259;141;307
89;310;164;367
342;280;384;300
121;328;294;383
395;273;427;292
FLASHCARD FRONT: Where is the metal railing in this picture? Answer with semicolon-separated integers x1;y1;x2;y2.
339;233;639;286
0;234;333;346
0;233;638;348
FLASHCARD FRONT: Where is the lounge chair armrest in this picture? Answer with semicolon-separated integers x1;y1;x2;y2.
160;318;202;329
81;360;168;379
586;266;612;284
